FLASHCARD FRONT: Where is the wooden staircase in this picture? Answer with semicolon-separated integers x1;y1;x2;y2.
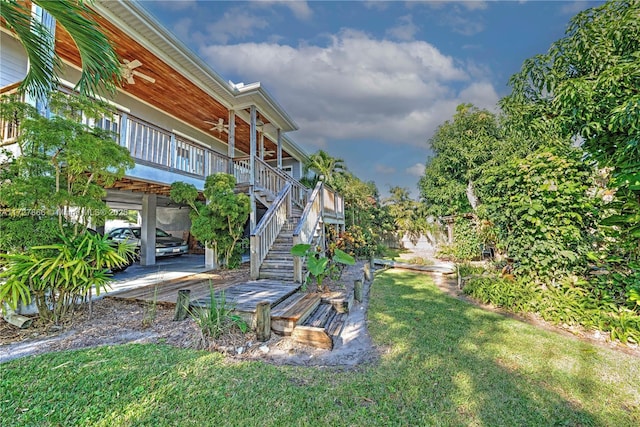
268;289;352;350
257;207;302;281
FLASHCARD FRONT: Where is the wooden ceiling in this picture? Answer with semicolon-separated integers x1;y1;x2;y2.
106;177;171;196
53;14;287;161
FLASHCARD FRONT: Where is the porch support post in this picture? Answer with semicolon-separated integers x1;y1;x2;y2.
259;132;265;160
205;198;218;269
249;105;257;231
227;110;235;175
119;113;128;148
140;193;157;266
277;128;282;169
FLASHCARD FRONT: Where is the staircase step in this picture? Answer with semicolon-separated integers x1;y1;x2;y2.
291;303;348;350
262;254;294;261
258;270;294;281
271;292;321;335
259;262;293;270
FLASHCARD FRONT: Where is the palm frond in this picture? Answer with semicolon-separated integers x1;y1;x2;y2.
33;0;122;96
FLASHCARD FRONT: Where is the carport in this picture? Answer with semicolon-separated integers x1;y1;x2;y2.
101;178;194;267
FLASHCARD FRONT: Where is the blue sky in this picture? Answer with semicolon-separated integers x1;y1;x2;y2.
140;0;604;198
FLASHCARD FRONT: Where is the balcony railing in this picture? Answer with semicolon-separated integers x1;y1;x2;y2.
124;115;235;180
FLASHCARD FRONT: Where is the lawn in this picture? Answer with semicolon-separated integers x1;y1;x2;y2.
1;270;638;426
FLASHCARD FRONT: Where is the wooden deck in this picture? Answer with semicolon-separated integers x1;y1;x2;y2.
107;268;300;314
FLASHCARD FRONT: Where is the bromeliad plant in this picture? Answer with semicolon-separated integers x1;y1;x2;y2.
291;243;355;291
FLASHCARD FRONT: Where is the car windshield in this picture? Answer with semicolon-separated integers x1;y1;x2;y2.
131;229;141;238
156;228;171;237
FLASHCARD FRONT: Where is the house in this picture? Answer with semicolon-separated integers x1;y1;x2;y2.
0;0;345;282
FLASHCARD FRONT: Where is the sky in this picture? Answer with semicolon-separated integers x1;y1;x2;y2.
140;0;605;198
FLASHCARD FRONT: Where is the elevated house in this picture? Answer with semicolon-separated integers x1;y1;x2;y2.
0;0;345;283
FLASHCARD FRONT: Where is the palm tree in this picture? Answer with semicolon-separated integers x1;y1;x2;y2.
1;0;121;98
303;150;347;188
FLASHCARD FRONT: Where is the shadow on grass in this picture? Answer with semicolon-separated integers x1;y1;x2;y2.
363;270;629;426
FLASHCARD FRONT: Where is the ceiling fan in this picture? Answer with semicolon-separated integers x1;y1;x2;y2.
205;117;229;134
121;59;156;84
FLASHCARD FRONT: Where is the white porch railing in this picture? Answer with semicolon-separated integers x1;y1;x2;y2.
322;185;345;223
126;116;172;168
255;157;288;198
250;182;292;279
125;116;232;179
232;156;251;184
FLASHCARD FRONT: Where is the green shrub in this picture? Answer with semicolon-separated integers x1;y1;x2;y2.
190;287;248;342
437;216;481;262
463;275;640;344
0;230;133;323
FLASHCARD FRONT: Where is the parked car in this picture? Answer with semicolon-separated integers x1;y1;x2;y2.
107;227;189;257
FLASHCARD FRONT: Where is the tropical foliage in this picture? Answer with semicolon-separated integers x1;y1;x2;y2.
0;93;135;322
170;174;250;268
419;0;640;343
0;231;134;323
0;92;134;251
291;243;355;291
0;0;122;98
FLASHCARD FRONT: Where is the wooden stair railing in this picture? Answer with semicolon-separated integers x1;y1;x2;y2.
250;182;292;279
292;181;324;283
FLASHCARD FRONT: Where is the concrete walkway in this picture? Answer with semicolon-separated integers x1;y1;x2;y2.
103;254;210;297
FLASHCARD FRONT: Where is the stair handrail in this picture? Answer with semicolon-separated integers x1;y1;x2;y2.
292;181;324;282
253;157;309;210
250;181;292;279
254;156;288;197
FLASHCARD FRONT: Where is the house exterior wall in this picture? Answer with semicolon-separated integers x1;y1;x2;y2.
0;32;27;87
268;157;304;181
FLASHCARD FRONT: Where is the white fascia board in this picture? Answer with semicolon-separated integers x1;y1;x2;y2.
232;85;298;133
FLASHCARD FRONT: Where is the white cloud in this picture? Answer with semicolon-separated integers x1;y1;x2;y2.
375;164;396;175
461;1;488;11
386;15;419;41
406;163;426;177
445;14;485;36
199;29;498;149
252;0;313;20
205;10;269;43
364;1;389;11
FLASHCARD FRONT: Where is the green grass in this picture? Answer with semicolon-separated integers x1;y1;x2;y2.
1;270;639;426
378;247;408;260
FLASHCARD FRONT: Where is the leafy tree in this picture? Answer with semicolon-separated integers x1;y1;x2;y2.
0;92;134;251
1;0;122;98
479;144;600;282
505;0;640;244
419;104;503;217
384;186;435;245
303;150;347;189
170;174;250;268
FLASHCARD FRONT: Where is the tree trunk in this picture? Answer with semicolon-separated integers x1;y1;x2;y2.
466;179;479;210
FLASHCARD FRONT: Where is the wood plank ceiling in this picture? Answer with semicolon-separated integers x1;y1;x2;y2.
54;14;288;161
